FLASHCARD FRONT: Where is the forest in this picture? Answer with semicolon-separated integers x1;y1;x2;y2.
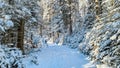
0;0;120;68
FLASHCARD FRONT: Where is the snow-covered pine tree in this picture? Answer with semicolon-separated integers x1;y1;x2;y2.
79;0;120;67
0;0;42;54
62;0;86;48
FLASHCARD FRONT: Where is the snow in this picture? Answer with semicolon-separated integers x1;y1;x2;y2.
6;20;14;27
22;45;89;68
0;45;23;68
110;34;117;40
31;17;37;22
83;61;96;68
4;15;11;20
0;25;5;32
0;2;4;8
0;18;3;24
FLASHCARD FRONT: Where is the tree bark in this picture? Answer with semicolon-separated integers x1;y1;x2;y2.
40;25;42;36
69;20;72;34
17;19;25;54
68;0;72;35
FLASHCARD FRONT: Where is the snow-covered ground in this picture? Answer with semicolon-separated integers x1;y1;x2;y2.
22;45;89;68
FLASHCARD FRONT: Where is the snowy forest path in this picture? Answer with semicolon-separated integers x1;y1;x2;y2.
23;45;88;68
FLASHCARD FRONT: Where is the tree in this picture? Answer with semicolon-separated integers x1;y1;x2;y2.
0;0;42;54
59;0;73;34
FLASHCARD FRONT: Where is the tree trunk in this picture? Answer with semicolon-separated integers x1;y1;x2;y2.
40;25;42;36
57;32;59;38
68;0;72;35
17;19;25;54
69;20;72;34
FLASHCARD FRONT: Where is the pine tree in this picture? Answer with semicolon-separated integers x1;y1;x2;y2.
0;0;42;54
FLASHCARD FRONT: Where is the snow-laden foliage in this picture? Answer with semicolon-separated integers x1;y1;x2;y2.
79;0;120;67
0;45;23;68
63;0;95;49
0;0;43;53
63;29;85;48
22;0;44;52
50;14;64;33
0;0;41;31
63;15;85;48
0;3;14;31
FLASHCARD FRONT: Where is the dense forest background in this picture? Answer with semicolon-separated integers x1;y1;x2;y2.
0;0;120;68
